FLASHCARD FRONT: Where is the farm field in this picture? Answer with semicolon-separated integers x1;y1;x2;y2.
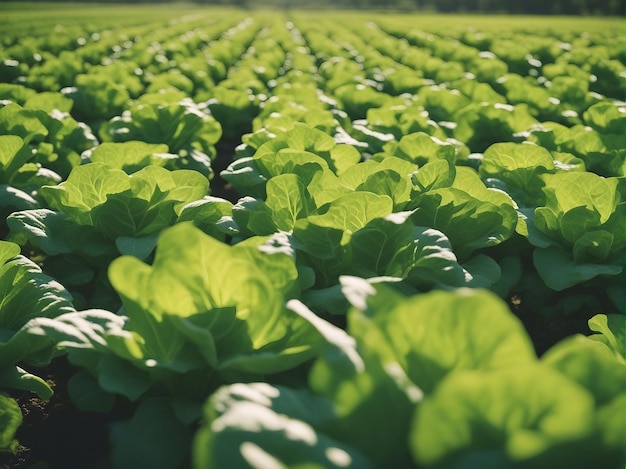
0;3;625;468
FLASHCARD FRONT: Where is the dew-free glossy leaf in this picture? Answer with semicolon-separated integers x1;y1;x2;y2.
194;382;374;469
411;366;594;468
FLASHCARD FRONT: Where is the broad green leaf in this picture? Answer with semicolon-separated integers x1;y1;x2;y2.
220;156;267;199
177;196;233;241
543;335;626;405
0;393;21;451
327;143;361;175
23;91;73;113
587;314;625;361
298;192;393;239
0;103;48;142
115;232;160;260
384;131;457;166
42;163;209;240
0;185;40;219
480;142;554;206
560;127;625;177
533;246;622;291
462;253;502;288
294;192;393;267
88;141;172;173
109;223;319;373
0;309;122;369
7;209;115;258
194;383;373;469
410;186;517;259
0;135;35;184
347;212;467;288
410;366;595;468
355;169;411;210
110;398;193;469
0;239;74;334
338;156;417;190
305;165;351;207
67;369;116;412
265;173;316;231
255;148;330;180
410;159;456;195
235;233;300;299
539;172;618;226
349;285;535;394
230;196;277;239
42;163;131;225
308;283;420;467
253;124;359;176
583;101;626;135
0;365;53;399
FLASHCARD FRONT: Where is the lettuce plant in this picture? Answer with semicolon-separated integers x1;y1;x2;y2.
408;159;518;260
0;393;22;455
479;142;555;207
194;284;536;468
2;223;329;403
519;171;625;290
195;282;625;469
7;163;217;308
0;240;73;403
222;124;361;199
453;101;537;152
99;97;222;177
0;101;97;179
9;162;210;258
377;131;469;167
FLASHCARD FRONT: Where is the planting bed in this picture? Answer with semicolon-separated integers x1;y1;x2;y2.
0;4;624;468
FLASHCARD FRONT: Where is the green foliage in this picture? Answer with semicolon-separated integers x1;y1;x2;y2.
99;97;222;177
520;171;625;290
0;8;623;469
0;393;22;453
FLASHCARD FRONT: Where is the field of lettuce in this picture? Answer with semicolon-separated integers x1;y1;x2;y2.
0;3;625;468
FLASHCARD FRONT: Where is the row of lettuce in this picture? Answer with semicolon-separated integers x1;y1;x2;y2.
0;9;625;469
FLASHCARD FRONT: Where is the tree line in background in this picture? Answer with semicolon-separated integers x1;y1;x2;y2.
4;0;624;15
239;0;625;15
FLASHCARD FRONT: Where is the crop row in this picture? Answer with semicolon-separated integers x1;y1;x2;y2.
0;7;624;469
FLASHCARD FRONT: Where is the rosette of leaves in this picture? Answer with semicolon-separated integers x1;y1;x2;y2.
6;163;217;308
355;102;449;143
526;118;625;178
0;99;97;179
206;87;260;141
453;101;538;152
334;83;399;120
3;223;332;426
193;284;538;468
0;223;334;467
478;142;556;208
196;283;625;469
377;131;469;167
408;159;518;261
62;73;131;122
222;124;361;199
0;240;75;406
23;50;83;91
99;96;222;178
416;85;471;123
518;171;625;291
